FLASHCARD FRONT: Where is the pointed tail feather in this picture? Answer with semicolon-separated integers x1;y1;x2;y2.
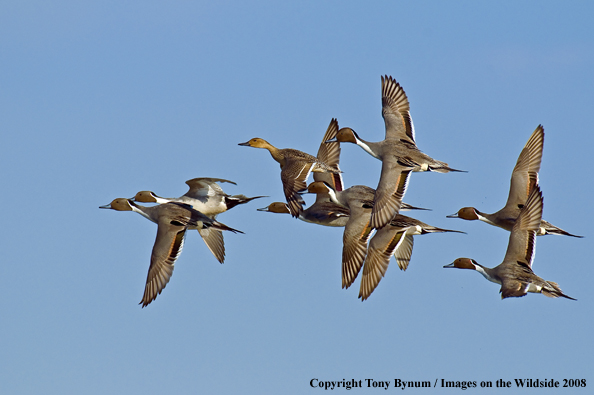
542;281;576;300
225;194;268;210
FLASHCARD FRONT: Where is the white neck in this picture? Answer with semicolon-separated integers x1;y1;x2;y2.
474;265;500;284
354;138;380;159
131;205;155;223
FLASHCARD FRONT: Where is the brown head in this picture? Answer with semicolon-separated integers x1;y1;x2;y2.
238;137;272;149
446;207;479;221
444;257;478;270
132;191;159;203
257;202;291;214
326;127;358;144
307;181;332;195
99;198;134;211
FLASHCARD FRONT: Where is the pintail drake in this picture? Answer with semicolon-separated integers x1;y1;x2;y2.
306;180;429;296
132;177;265;217
307;181;376;291
446;125;581;238
257;200;428;228
360;215;465;300
258;200;350;227
444;186;575;300
327;75;463;228
100;198;243;307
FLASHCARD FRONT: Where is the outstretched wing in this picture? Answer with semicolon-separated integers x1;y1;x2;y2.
141;224;186;307
382;75;415;144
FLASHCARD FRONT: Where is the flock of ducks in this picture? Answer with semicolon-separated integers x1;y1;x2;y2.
101;75;581;307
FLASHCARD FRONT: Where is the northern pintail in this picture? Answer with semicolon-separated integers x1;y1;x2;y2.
255;118;346;226
132;178;265;263
258;200;350;227
327;75;463;229
444;186;575;300
307;180;452;299
307;182;376;289
257;200;427;228
238;129;341;217
447;125;582;237
132;177;265;217
100;198;243;307
360;215;464;300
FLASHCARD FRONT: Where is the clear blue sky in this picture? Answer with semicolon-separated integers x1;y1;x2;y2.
1;1;592;394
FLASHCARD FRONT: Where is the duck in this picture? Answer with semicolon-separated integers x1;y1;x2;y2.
254;118;349;227
257;201;428;228
132;177;265;217
326;75;463;229
132;178;265;263
306;178;409;289
238;127;342;218
359;215;465;300
444;185;575;300
257;200;350;227
446;125;582;237
307;182;377;289
100;198;243;307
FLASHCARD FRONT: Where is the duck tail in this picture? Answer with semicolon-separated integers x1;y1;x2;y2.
429;161;467;173
422;226;466;234
542;281;576;300
225;194;267;210
211;220;245;234
544;225;583;238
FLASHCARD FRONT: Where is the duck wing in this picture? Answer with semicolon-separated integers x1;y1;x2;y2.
502;125;544;214
141;223;186;307
382;75;415;144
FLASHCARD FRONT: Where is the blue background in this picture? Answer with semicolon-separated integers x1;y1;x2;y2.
1;1;591;393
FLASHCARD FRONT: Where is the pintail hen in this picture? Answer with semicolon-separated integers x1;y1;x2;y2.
444;186;575;300
359;215;464;300
327;75;463;229
132;178;265;263
100;198;243;307
256;118;349;227
238;125;342;218
447;125;581;237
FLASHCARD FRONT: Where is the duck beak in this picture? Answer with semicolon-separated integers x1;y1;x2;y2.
443;262;456;268
324;137;338;143
99;203;112;209
238;141;250;146
256;206;270;212
446;212;459;218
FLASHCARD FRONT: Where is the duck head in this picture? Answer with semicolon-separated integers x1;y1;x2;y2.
447;207;479;221
99;198;135;211
325;127;358;144
444;257;479;270
131;191;159;203
238;137;271;149
257;202;291;214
